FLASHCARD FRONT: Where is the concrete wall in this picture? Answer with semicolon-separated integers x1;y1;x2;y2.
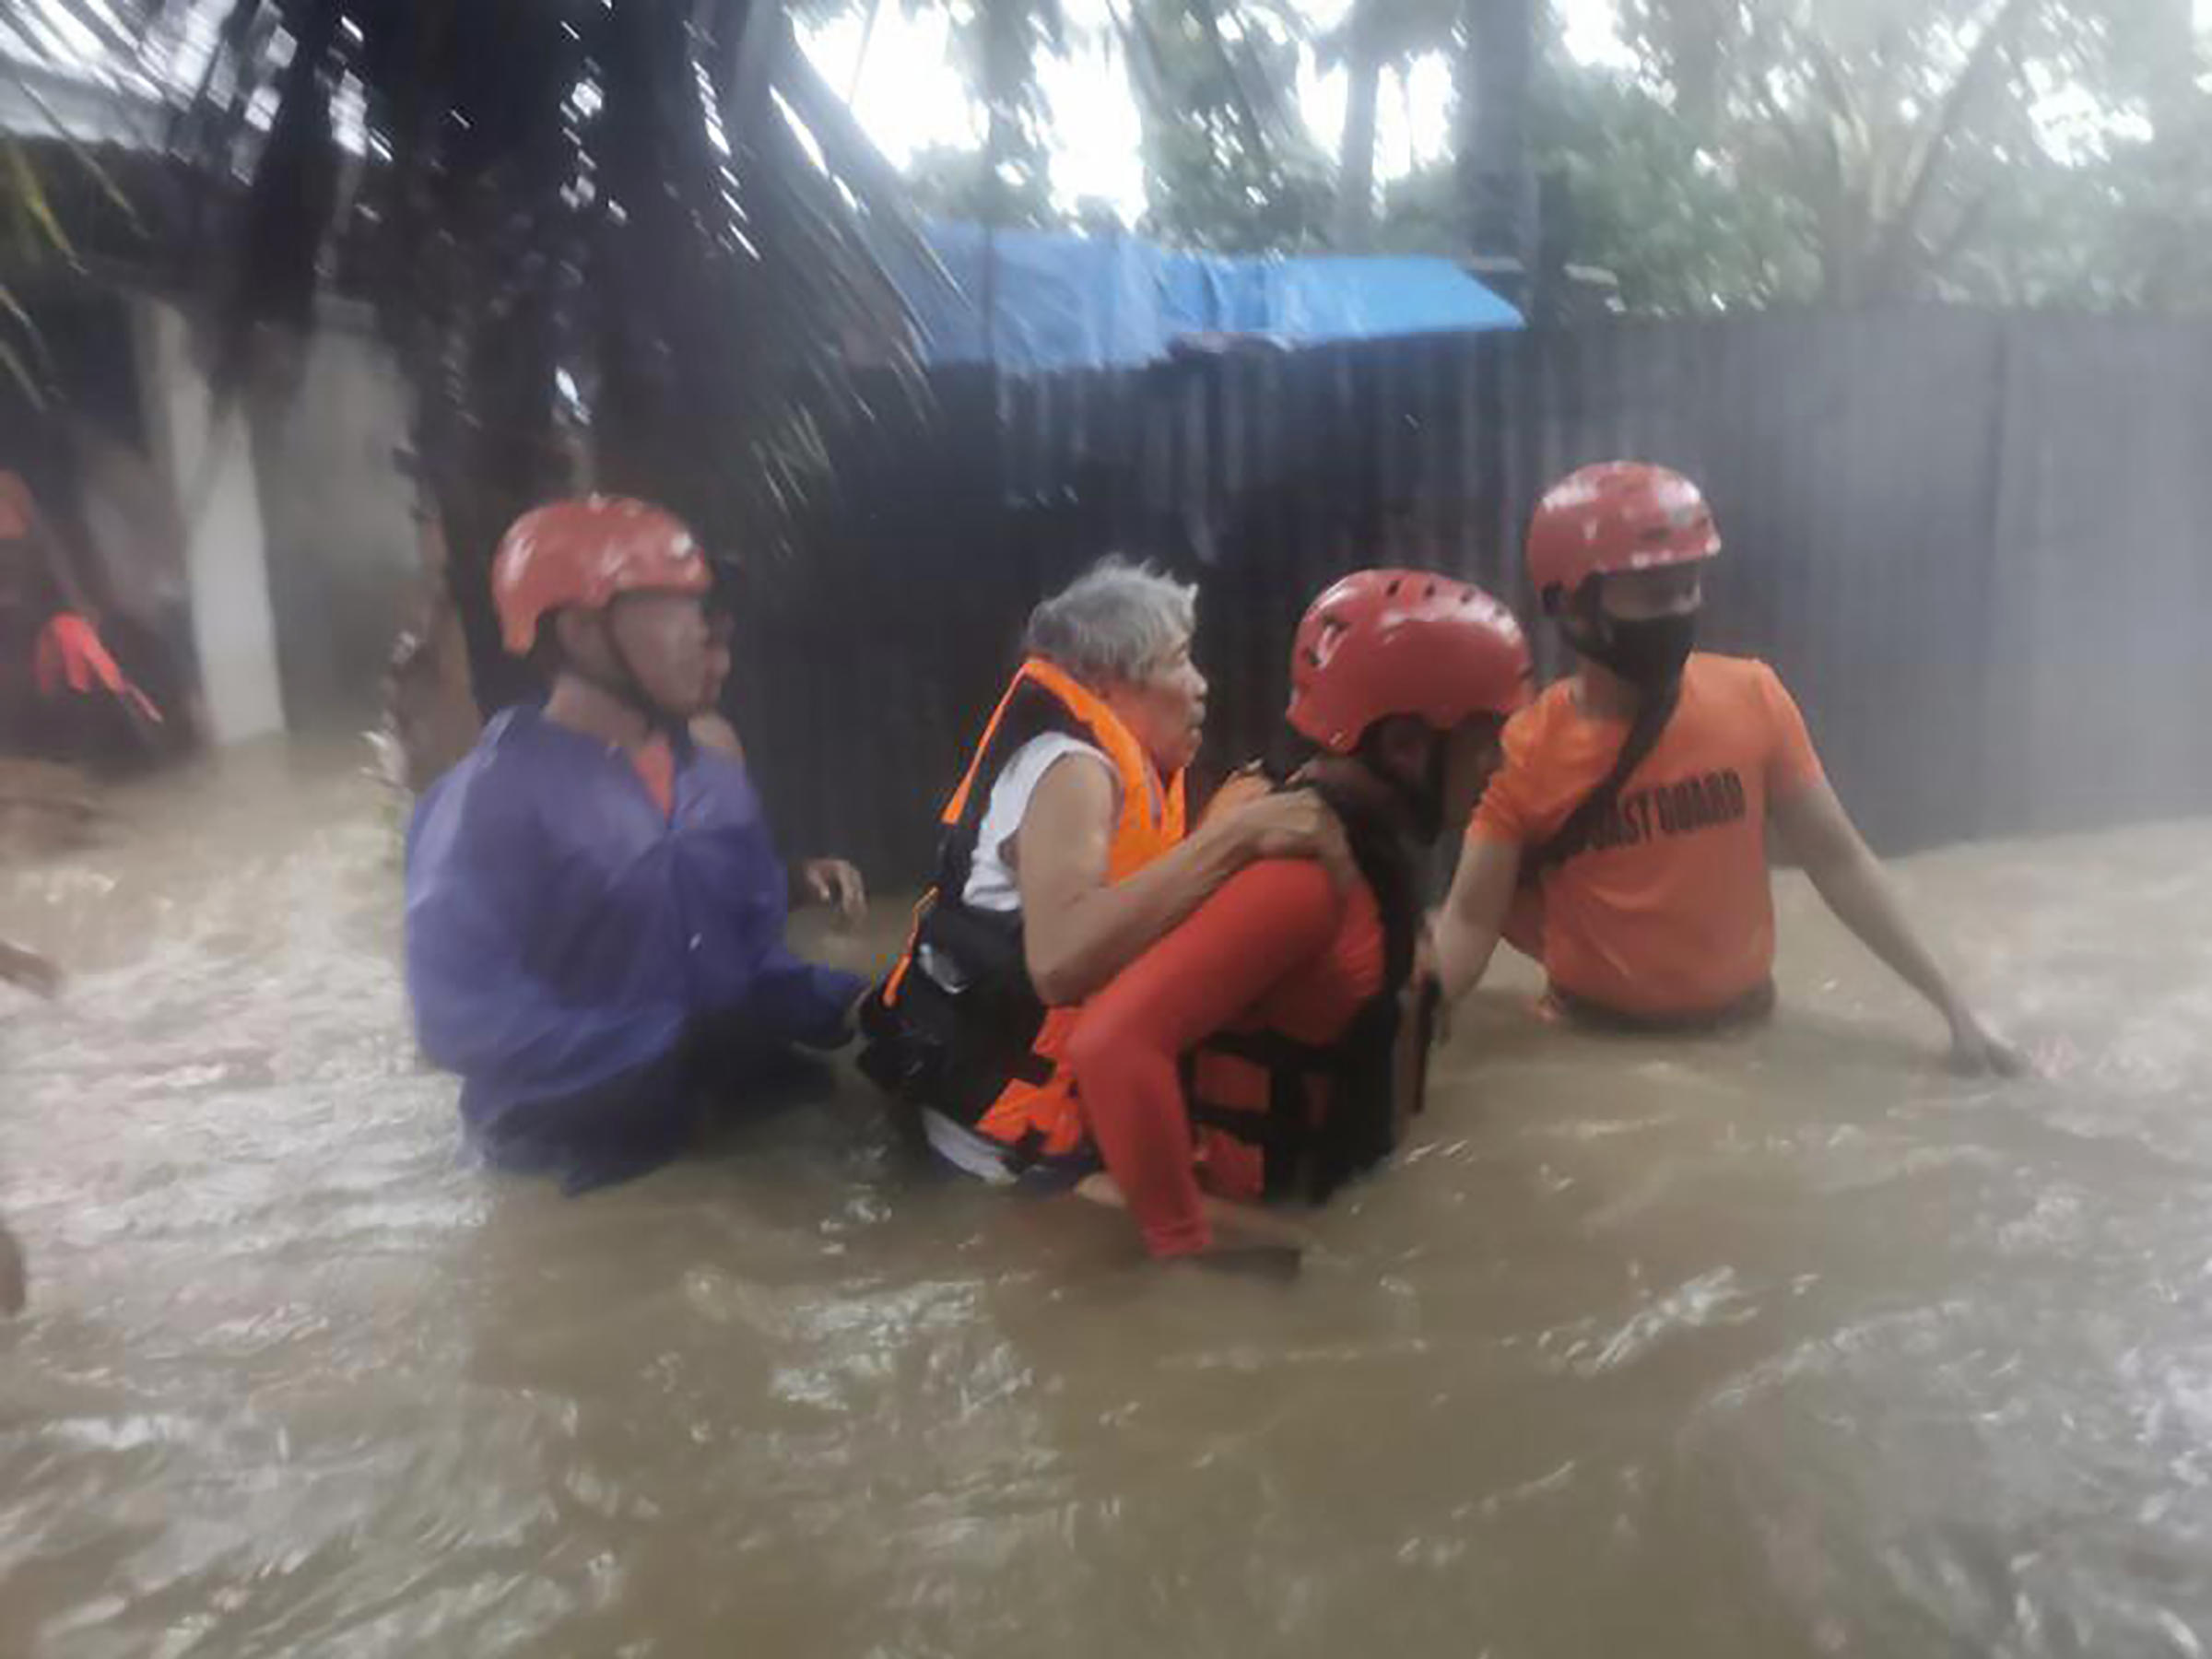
244;311;419;729
122;299;420;742
134;300;287;747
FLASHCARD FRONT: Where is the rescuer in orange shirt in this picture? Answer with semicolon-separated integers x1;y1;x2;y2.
1430;460;2022;1075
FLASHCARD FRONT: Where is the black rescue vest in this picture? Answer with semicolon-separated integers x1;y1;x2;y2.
1179;771;1431;1205
856;664;1183;1165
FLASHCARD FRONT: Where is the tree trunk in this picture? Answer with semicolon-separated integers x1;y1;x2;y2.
2145;0;2200;130
1643;0;1736;126
1335;7;1382;250
978;0;1032;228
1457;0;1537;307
2139;0;2205;311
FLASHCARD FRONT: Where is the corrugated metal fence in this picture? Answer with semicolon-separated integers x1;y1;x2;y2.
727;309;2212;879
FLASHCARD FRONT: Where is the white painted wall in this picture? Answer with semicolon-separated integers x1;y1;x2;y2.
134;301;288;746
246;313;419;727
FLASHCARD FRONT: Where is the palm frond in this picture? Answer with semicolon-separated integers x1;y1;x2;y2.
0;282;53;407
0;58;148;236
3;142;78;267
0;0;930;703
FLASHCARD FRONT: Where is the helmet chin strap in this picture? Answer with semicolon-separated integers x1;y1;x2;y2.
1349;726;1449;842
572;603;690;735
1402;735;1449;841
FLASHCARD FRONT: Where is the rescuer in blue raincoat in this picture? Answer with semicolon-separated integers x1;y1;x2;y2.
404;496;867;1190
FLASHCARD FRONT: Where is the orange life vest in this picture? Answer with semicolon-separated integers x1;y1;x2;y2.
929;657;1185;888
859;656;1187;1164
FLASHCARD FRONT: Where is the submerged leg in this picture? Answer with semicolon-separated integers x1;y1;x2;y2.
0;1222;24;1315
1066;861;1340;1258
476;1042;698;1194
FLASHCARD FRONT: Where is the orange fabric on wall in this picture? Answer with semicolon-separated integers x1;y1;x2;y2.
32;613;162;724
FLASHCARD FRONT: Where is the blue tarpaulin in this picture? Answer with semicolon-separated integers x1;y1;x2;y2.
897;221;1523;373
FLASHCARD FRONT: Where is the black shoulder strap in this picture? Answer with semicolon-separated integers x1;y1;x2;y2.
1300;774;1422;1201
1300;775;1420;983
1523;679;1681;875
935;679;1097;900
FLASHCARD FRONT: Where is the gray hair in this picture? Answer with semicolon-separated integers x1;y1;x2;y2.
1023;557;1197;688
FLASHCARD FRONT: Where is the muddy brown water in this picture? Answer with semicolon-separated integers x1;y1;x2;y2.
3;741;2209;1658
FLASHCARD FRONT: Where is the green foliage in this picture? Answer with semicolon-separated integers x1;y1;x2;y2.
1527;65;1820;312
1320;0;1457;243
902;142;1065;229
1372;64;1820;312
0;141;73;406
946;0;1065;213
822;0;1338;249
1587;0;2212;309
0;0;933;710
1182;0;2211;315
1125;0;1334;251
1313;0;1457;73
1137;109;1335;252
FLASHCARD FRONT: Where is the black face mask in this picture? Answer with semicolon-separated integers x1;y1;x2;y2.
1572;610;1698;692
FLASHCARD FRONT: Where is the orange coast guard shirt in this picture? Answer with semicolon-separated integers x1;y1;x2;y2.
1469;653;1826;1018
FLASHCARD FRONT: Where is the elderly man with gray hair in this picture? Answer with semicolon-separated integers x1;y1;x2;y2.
860;556;1345;1184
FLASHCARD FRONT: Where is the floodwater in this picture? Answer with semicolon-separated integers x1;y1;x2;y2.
4;741;2211;1659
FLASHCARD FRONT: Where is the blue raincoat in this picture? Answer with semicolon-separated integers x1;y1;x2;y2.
405;708;863;1181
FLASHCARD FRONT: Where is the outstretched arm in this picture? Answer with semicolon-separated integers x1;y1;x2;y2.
1017;759;1347;1006
1430;836;1524;1006
1770;780;2024;1076
791;857;867;924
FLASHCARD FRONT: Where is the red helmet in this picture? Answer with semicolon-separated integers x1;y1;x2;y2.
491;495;712;654
1526;461;1720;606
1287;569;1531;754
